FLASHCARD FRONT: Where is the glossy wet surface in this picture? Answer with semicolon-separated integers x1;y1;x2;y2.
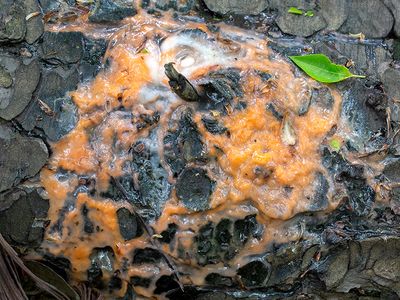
37;12;357;298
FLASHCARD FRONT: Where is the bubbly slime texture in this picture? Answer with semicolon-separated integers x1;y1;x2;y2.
41;14;341;298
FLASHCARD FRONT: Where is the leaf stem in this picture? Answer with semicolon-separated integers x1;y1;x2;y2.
351;74;366;79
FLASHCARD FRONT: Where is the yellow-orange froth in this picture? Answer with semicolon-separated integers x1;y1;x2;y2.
40;13;341;299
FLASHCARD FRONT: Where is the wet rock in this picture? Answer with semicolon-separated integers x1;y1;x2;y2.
0;57;40;120
315;38;391;77
154;275;180;294
130;276;151;288
130;133;172;214
0;123;48;192
89;0;136;23
88;246;115;288
195;293;236;300
82;204;94;234
38;0;75;13
0;1;26;43
101;176;140;203
0;189;49;247
194;215;262;265
270;1;326;37
175;167;213;211
320;247;349;289
310;86;334;110
0;65;12;88
233;215;260;244
201;114;227;134
266;241;303;286
40;31;83;65
237;260;270;287
205;273;233;286
17;67;79;141
266;102;284;120
339;0;394;38
164;107;207;176
87;265;104;289
394;39;400;61
196;223;214;258
319;0;348;31
381;66;400;100
334;238;400;295
309;172;329;212
159;223;178;244
200;68;243;114
276;13;326;37
383;0;400;37
108;275;123;291
203;0;269;15
132;248;163;264
117;207;142;241
323;149;375;216
340;81;387;149
24;0;44;44
145;0;195;13
334;42;391;76
383;158;400;181
80;37;108;81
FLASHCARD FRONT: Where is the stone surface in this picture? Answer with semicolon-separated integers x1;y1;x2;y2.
0;65;12;88
323;149;375;217
0;57;40;120
269;0;329;37
175;167;213;211
38;0;75;12
0;1;26;43
383;158;400;181
335;238;400;296
40;31;84;65
142;0;195;13
321;248;349;289
276;13;326;37
393;39;400;61
17;67;79;141
87;246;115;288
117;208;142;241
384;0;400;37
80;37;108;81
381;66;400;100
89;0;136;23
339;80;387;150
0;189;49;247
164;107;207;176
315;40;392;77
268;0;316;10
193;215;262;266
24;0;44;44
0;123;48;192
237;260;270;287
203;0;269;15
339;0;394;38
319;0;348;31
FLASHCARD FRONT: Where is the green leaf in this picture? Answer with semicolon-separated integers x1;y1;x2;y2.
288;7;303;15
289;54;366;83
329;138;341;152
304;10;314;17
